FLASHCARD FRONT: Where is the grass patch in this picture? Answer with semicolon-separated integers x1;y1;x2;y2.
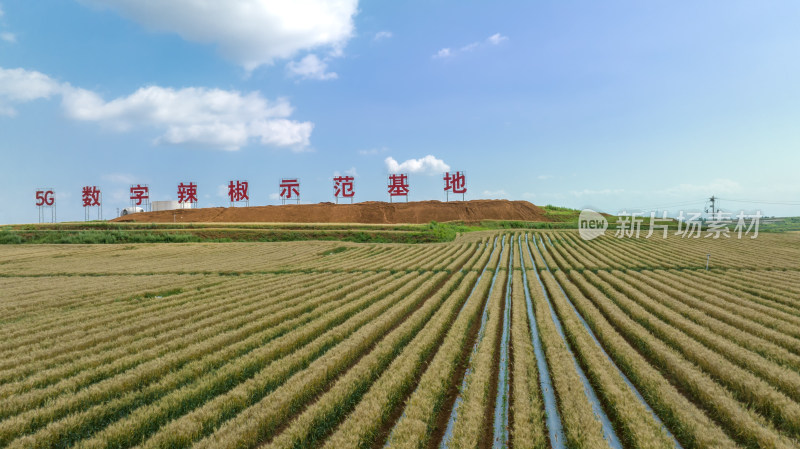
320;246;349;256
142;288;184;299
759;217;800;232
2;212;658;245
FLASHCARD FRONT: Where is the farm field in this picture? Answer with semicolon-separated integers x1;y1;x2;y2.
1;231;800;448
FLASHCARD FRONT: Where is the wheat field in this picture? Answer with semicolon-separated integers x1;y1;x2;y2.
1;231;799;448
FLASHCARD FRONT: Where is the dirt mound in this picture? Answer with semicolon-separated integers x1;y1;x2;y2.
112;200;551;224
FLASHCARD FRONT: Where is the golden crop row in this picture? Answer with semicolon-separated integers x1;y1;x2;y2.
78;272;439;449
561;269;737;447
1;272;400;448
532;269;674;447
379;238;500;449
242;241;492;448
578;270;797;448
538;231;800;447
508;267;547;449
0;274;211;328
683;270;800;322
0;242;329;275
545;229;800;359
445;235;510;449
526;236;609;448
596;270;800;440
267;270;477;448
700;269;800;309
311;239;495;449
637;271;800;370
0;273;315;376
0;273;358;410
0;273;335;389
188;272;473;449
550;229;800;271
0;274;270;358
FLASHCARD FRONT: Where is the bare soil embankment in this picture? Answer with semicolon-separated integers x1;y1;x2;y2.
112;200;551;224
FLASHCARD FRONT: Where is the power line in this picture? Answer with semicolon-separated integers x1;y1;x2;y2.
716;197;800;206
617;199;707;211
607;196;799;217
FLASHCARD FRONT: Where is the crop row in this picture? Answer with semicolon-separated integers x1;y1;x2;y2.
78;271;443;449
377;237;501;449
536;231;800;448
526;235;676;449
0;271;406;447
0;273;341;387
188;240;492;449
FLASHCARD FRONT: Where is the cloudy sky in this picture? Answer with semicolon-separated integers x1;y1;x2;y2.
1;1;800;223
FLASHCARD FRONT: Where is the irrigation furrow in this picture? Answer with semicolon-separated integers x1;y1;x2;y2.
355;237;497;449
519;234;564;448
534;236;682;448
260;240;492;449
264;272;477;449
532;234;622;449
438;235;507;449
188;269;471;449
492;236;513;448
579;269;796;448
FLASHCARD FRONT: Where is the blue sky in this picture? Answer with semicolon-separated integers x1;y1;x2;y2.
1;1;800;224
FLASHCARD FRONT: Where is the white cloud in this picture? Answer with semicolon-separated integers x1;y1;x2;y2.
664;178;741;195
537;174;554;180
483;189;508;198
1;32;15;43
0;66;313;150
433;48;451;59
487;33;508;45
344;167;358;177
385;155;450;175
62;85;312;150
374;31;392;42
0;5;4;17
102;173;138;184
571;188;626;197
269;192;281;200
434;33;507;60
78;0;358;71
0;67;63;116
110;189;129;203
286;54;338;81
359;147;388;156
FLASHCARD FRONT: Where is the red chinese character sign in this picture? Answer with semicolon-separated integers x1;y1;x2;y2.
130;184;150;211
228;180;249;207
81;186;102;220
444;171;467;201
333;176;355;204
35;188;56;223
177;182;198;208
388;173;409;202
280;178;300;204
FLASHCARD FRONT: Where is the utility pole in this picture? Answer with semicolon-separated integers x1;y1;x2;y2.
706;195;717;218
